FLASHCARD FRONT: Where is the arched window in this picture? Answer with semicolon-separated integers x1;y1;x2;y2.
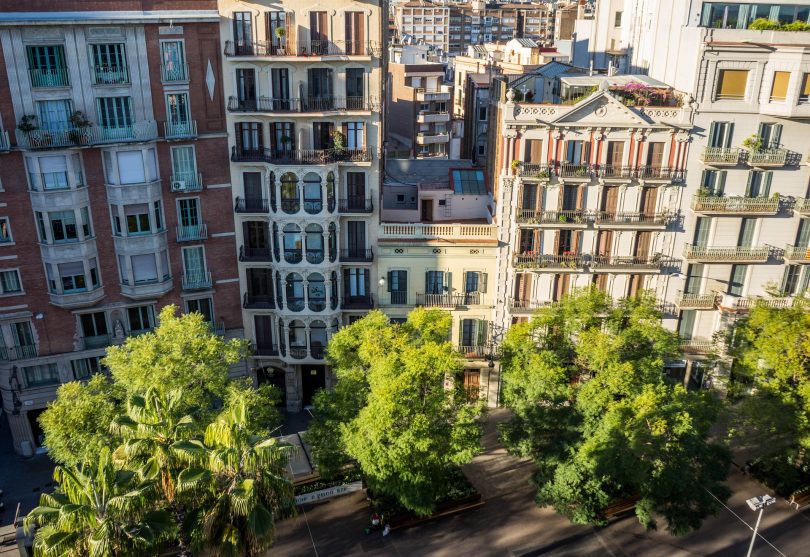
303;172;322;214
308;273;326;312
283;223;302;263
285;273;304;311
288;319;306;358
305;224;324;264
310;320;327;359
280;172;299;214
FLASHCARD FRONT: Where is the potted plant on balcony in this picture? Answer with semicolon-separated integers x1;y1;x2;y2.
330;129;346;157
511;159;521;172
67;110;92;146
743;134;763;153
17;114;45;146
274;26;286;54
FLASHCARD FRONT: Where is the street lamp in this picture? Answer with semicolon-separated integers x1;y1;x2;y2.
745;494;776;557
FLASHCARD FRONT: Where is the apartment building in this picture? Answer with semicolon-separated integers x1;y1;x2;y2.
377;159;500;404
395;1;556;55
219;1;384;411
0;1;241;456
460;73;490;164
489;74;694;338
388;53;453;158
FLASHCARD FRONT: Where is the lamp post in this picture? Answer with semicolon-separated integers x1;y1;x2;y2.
745;494;776;557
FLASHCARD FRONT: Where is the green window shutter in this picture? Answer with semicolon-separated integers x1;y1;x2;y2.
480;272;488;293
745;172;754;197
716;171;726;195
444;272;452;292
771;124;782;148
762;172;772;197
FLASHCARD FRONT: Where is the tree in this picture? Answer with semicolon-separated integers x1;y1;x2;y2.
173;391;294;557
104;305;248;417
38;375;123;466
500;289;730;535
308;309;484;516
24;449;173;557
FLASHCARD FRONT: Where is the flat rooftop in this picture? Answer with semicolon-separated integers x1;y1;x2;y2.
385;158;474;189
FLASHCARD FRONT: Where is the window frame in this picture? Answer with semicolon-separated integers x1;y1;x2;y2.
715;69;749;101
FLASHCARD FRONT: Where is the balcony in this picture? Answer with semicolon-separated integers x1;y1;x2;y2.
590;255;664;273
728;296;797;311
340;248;373;262
224;39;379;58
234;197;270;214
252;343;279;357
557;164;594;179
0;130;9;152
243;292;276;309
305;249;324;264
679;338;715;356
593;212;670;228
29;67;69;88
795;198;810;215
691;195;779;215
675;293;717;310
342;295;374;310
338;197;373;214
284;249;303;264
700;147;742;165
635;166;685;181
416;131;450;145
593;165;635;180
380;223;497;241
182;271;212;291
227;96;377;113
517;164;553;180
513;253;586;272
170;172;203;193
83;334;112;350
231;146;372;165
288;346;308;359
683;244;770;263
15;121;158;150
457;345;489;359
508;299;551;313
748;148;788;167
784;244;810;263
415;86;452;102
160;63;189;83
176;224;208;242
164;120;197;140
239;246;272;262
92;66;129;85
416;111;451;124
0;344;39;361
516;209;588;227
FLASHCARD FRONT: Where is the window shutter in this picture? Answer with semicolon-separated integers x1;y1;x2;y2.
757;122;765;142
772;124;782;148
763;172;772;197
480;272;488;293
745;172;753;197
425;271;430;293
575;185;585;209
725;123;734;148
387;270;392;292
444;272;451;292
717;171;726;195
462;271;468;292
708;122;717;148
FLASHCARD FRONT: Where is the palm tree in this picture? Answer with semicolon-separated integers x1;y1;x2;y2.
110;388;197;555
23;449;172;557
173;393;295;557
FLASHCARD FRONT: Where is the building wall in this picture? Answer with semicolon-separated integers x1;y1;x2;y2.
0;4;240;455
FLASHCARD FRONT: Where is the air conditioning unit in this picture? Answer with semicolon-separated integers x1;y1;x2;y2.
172;180;186;191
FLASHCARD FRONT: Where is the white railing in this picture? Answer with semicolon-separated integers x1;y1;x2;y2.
700;147;742;164
691;196;778;214
380;223;497;239
683;244;769;261
732;297;796;310
679;338;715;354
785;244;810;262
675;293;717;309
795;198;810;214
748;148;788;166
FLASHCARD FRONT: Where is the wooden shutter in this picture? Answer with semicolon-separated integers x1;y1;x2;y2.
572;230;582;254
634;231;652;257
641;187;658;215
628;275;643;297
597;231;612;256
285;12;296;48
575;185;585;209
602;186;618;213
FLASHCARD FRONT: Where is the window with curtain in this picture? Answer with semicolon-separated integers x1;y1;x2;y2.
37;100;71;131
677;310;696;339
345;268;367;296
770;71;790;102
160;41;186;81
167;93;190;125
0;218;11;243
132;254;158;283
737;218;756;248
425;271;444;294
684;264;704;295
23;364;59;387
795;218;810;248
460;319;488;347
0;270;21;294
716;69;748;100
171;146;196;179
345;122;364;149
71;357;103;380
91;43;128;84
58;262;86;292
182;247;206;277
693;217;711;247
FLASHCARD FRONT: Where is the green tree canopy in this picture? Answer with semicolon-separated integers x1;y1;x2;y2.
500;289;730;535
104;305;248;416
307;309;484;515
731;302;810;452
38;375;123;466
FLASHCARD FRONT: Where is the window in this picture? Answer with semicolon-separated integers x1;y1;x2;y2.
425;270;445;295
154;201;163;231
758;123;782;149
27;45;68;87
701;170;726;195
0;218;11;243
388;270;408;304
460;319;488;347
236;122;263;153
80;312;109;340
770;71;790;102
795;218;810;248
178;198;201;228
89;258;99;287
160;41;187;81
167;93;191;128
71;357;103;380
728;265;746;296
746;171;772;197
81;207;93;238
677;310;696;340
614;11;623;27
182;246;207;279
738;218;756;248
478;106;487;121
693;217;710;247
186;297;214;322
0;270;21;294
716;69;748;100
708;122;734;148
91;43;128;84
344;122;364;150
801;73;810;102
49;210;78;242
132;254;158;284
37;100;71;132
128;305;154;333
58;262;87;292
171;146;197;183
233;12;253;53
113;149;157;185
23;363;59;387
345;11;366;54
782;265;801;296
125;204;151;235
33;155;70;190
97;97;133;131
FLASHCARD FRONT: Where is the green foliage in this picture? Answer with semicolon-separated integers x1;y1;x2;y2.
749;448;810;497
748;18;810;31
500;288;729;535
308;309;484;516
104;305;248;417
224;379;282;437
38;375;123;466
24;449;174;557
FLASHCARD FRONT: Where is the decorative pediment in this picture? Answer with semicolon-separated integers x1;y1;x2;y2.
551;92;653;127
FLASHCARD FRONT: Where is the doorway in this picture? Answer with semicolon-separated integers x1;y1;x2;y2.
27;408;46;449
421;199;433;221
301;365;326;406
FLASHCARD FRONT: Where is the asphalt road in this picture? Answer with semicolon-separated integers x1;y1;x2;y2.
273;409;810;557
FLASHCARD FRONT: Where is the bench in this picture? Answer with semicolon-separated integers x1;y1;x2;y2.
604;495;641;518
787;489;810;511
